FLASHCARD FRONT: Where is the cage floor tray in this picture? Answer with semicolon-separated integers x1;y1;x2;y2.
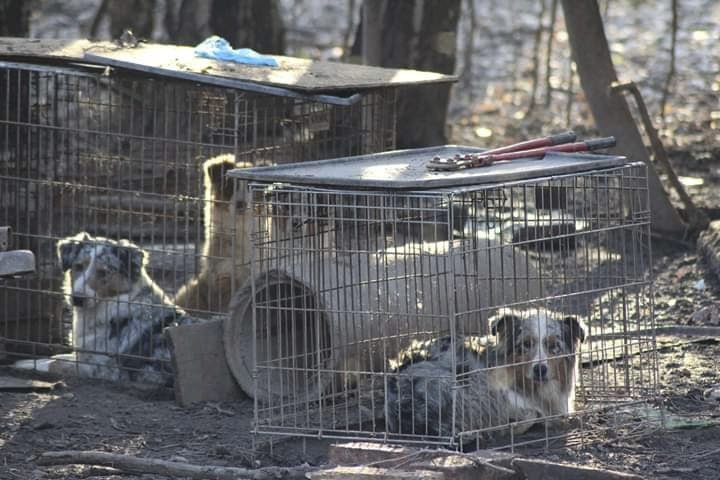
228;147;629;190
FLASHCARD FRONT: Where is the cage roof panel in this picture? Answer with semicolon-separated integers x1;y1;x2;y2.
0;38;456;93
228;147;629;190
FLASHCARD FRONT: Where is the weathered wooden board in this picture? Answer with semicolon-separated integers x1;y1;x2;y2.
167;319;245;407
0;375;64;392
307;466;444;480
0;38;456;93
0;38;113;61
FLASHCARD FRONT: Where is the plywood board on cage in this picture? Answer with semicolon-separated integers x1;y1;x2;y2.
82;43;456;93
229;149;629;189
0;38;114;62
0;38;453;92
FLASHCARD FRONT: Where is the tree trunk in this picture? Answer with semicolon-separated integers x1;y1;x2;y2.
165;0;285;53
560;0;687;236
0;0;30;36
210;0;285;54
106;0;156;40
363;0;461;149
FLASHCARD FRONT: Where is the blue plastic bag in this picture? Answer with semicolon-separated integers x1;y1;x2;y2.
194;36;279;67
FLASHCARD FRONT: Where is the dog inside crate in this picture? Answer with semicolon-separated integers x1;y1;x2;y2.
13;232;195;385
230;149;657;450
0;52;403;389
385;306;586;441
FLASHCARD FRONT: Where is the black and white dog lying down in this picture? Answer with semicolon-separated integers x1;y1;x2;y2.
386;308;586;440
14;232;195;386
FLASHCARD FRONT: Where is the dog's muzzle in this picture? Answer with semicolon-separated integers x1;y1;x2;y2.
532;363;549;382
71;295;87;307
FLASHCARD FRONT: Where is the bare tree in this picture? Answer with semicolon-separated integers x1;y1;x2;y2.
526;0;547;116
561;0;687;236
209;0;285;54
164;0;285;52
361;0;461;148
0;0;30;36
90;0;156;40
660;0;678;124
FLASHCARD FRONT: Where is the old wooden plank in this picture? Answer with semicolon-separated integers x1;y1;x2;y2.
328;443;518;480
307;466;443;480
328;442;415;467
411;453;519;480
166;319;245;407
0;38;113;62
0;250;35;278
84;43;456;93
0;38;456;93
512;458;643;480
0;375;64;392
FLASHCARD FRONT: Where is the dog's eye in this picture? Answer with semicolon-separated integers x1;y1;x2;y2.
522;339;534;350
546;338;562;354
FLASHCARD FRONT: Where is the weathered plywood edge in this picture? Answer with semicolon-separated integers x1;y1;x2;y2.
0;37;457;94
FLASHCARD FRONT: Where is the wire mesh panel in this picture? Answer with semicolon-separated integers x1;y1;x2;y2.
231;151;657;449
0;59;396;381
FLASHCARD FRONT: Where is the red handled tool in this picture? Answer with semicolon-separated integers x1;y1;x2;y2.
427;133;616;171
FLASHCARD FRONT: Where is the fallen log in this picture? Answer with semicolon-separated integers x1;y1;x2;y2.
37;450;314;480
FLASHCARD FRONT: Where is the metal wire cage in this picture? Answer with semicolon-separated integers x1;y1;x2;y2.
228;147;658;449
0;53;397;379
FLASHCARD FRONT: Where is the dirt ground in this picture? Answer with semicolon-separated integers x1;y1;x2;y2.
3;300;720;480
4;0;720;479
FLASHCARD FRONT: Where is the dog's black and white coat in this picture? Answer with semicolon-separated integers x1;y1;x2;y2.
15;232;194;385
386;309;586;439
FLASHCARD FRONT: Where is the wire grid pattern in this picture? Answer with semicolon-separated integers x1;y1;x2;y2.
0;60;396;377
245;162;657;449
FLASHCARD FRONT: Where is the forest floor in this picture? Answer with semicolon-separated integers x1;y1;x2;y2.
3;0;720;479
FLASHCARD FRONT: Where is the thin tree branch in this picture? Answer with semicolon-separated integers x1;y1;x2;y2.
660;0;678;124
544;0;558;107
38;450;314;480
526;0;547;116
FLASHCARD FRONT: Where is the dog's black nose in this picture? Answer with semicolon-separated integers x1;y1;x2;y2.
71;296;85;307
533;364;548;381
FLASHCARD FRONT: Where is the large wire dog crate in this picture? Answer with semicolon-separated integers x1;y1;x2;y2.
0;39;453;373
227;146;658;449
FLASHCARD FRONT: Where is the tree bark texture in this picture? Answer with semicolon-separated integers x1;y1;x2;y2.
561;0;687;236
107;0;156;40
164;0;285;53
0;0;30;36
363;0;461;149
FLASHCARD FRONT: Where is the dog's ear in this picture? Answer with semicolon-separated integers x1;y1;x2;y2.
490;312;521;338
563;315;586;347
115;244;146;281
57;233;89;271
204;156;237;202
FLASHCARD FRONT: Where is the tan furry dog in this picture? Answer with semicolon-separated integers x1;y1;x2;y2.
174;155;254;314
386;308;586;441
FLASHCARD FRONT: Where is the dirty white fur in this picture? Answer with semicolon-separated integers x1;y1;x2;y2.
386;308;586;440
14;232;194;385
174;154;254;314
